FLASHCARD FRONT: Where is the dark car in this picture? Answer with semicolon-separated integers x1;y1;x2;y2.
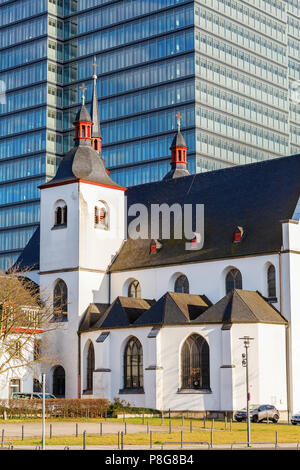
234;404;280;423
12;392;56;399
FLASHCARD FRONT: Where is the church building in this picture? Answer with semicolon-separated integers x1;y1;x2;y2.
7;71;300;420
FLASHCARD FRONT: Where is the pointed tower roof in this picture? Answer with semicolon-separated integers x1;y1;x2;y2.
163;111;190;181
40;85;124;190
91;57;101;138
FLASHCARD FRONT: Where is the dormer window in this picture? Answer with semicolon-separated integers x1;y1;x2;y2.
150;239;162;254
94;202;109;229
54;200;67;228
233;226;244;243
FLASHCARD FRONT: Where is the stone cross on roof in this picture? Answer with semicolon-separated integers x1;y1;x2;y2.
79;84;87;105
175;111;182;132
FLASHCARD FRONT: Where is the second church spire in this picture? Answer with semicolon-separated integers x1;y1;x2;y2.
91;57;102;154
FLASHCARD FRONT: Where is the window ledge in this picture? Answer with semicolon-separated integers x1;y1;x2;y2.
50;315;68;323
82;390;93;395
119;388;145;395
94;225;108;230
177;388;212;394
52;224;67;231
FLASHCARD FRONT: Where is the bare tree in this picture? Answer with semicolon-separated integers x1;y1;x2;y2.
0;267;64;377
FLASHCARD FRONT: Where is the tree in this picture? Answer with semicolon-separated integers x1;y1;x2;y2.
0;268;63;378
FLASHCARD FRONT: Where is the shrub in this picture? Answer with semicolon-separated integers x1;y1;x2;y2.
0;398;109;419
107;398;159;417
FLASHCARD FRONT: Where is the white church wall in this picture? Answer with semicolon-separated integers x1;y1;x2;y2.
158;325;222;411
281;220;300;414
78;182;125;272
111;254;280;307
257;323;287;410
40;183;79;272
231;323;287;413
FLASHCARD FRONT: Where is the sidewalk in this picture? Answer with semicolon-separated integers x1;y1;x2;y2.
2;443;300;450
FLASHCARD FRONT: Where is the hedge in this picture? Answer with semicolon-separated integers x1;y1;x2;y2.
0;398;109;419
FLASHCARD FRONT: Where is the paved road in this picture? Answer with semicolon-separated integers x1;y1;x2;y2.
2;443;300;450
0;421;174;439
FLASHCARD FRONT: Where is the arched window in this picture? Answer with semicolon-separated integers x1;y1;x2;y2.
128;280;141;298
53;365;65;397
181;334;210;390
267;264;276;298
53;279;68;317
54;201;67;226
226;268;242;294
174;275;189;293
124;337;143;390
94;202;109;229
86;342;95;393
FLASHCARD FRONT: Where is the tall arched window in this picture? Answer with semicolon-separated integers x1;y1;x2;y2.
53;365;65;397
124;337;143;390
174;275;189;293
267;264;276;298
86;342;95;393
181;334;210;390
226;268;242;294
53;279;68;317
128;280;141;298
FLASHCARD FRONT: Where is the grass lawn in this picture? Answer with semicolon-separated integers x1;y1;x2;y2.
6;421;300;447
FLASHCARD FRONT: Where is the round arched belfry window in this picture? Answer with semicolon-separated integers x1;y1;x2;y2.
174;275;189;294
128;280;141;298
94;201;109;229
225;268;242;294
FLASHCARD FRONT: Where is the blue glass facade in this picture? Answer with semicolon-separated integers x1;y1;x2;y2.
0;0;299;270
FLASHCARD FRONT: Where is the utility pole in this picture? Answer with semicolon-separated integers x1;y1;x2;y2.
42;373;46;450
239;336;254;448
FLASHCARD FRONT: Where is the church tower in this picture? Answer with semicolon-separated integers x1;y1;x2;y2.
39;80;126;398
164;112;190;181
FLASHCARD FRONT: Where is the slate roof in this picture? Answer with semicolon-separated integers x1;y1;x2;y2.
193;289;287;325
163;162;191;181
14;153;300;273
134;292;211;326
110;154;300;272
78;290;286;332
75;105;92;123
79;303;110;333
91;78;101;138
79;297;154;332
170;131;187;149
13;227;40;271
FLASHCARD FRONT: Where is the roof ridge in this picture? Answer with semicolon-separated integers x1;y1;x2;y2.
234;289;261;321
126;153;300;191
167;291;189;321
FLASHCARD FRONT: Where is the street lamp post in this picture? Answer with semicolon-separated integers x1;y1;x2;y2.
239;336;254;448
42;373;46;450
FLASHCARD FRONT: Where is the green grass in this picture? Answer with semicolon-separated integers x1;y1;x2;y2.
6;420;300;447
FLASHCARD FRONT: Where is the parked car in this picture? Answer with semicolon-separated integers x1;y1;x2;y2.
234;404;280;423
291;412;300;425
11;392;56;399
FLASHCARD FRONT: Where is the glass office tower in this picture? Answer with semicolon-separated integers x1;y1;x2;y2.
0;0;299;270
